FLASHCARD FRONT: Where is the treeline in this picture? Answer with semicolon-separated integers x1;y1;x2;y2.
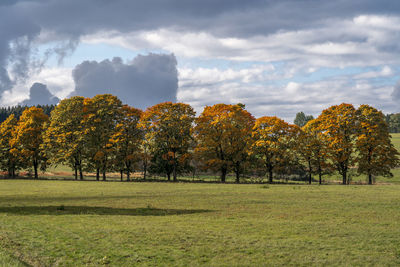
0;94;398;185
0;105;55;123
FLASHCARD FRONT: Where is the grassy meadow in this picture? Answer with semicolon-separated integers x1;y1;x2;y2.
0;181;400;266
0;134;398;266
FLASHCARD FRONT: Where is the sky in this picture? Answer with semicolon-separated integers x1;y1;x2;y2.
1;0;400;121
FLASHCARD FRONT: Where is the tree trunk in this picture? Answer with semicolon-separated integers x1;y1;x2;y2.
127;170;130;181
143;162;147;180
342;172;347;185
74;165;78;180
368;173;372;185
173;153;177;182
102;169;106;181
33;160;38;179
235;162;240;183
79;166;83;180
12;167;15;178
167;172;171;181
96;168;100;181
308;160;312;184
173;166;177;182
120;170;123;181
221;166;227;183
318;172;322;185
268;167;273;184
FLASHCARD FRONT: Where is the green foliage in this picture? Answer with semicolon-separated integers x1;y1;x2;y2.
0;104;55;123
140;102;195;181
294;111;314;127
386;113;400;133
43;96;86;180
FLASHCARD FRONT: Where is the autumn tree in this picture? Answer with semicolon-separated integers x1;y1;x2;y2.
10;107;49;179
251;116;297;183
43;96;86;180
194;104;255;183
356;105;399;184
140;102;195;181
0;115;19;177
316;103;357;185
297;119;331;184
110;105;143;181
82;94;122;180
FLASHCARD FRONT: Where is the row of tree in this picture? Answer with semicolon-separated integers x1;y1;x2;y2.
0;95;398;184
0;105;55;123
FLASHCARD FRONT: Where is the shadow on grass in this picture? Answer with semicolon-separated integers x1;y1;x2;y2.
0;206;212;216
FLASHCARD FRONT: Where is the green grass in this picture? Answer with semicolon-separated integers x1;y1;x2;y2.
392;133;400;152
0;180;400;265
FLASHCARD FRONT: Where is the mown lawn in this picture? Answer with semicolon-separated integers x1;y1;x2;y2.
0;180;400;266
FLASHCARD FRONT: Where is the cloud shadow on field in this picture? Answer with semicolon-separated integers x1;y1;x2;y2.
0;206;212;216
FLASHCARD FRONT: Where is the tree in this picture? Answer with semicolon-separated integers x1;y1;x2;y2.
194;104;255;183
316;103;357;185
356;105;399;184
140;102;195;181
0;115;19;177
10;107;49;179
251;116;297;183
386;113;400;133
294;111;314;127
82;94;122;180
297;119;331;184
110;105;143;181
43;96;86;180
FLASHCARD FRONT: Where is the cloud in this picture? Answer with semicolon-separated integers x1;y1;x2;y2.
83;14;400;68
178;65;398;121
1;0;400;116
70;53;178;109
20;82;59;106
353;66;394;79
392;81;400;100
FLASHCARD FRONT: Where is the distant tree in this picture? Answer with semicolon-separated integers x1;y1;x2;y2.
356;105;399;184
0;105;55;124
316;103;357;185
43;97;86;180
194;104;255;183
0;115;19;177
386;113;400;133
10;107;49;179
110;105;143;181
140;102;195;181
251;116;297;183
82;94;122;180
294;111;314;127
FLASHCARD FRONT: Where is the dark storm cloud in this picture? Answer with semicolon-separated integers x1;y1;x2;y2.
21;82;60;106
0;3;40;99
70;54;178;109
18;0;400;38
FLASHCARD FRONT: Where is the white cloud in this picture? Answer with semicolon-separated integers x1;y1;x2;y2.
353;66;394;79
82;15;400;69
1;67;74;106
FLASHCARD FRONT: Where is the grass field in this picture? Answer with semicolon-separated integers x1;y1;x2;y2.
392;133;400;152
0;180;400;266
